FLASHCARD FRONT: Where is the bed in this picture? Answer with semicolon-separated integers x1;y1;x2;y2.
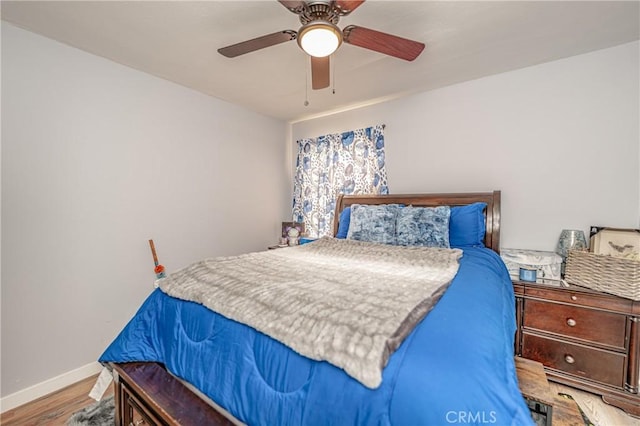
100;190;534;425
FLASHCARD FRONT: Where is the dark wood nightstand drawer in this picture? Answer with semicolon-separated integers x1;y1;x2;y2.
523;299;627;350
525;286;632;313
522;333;625;388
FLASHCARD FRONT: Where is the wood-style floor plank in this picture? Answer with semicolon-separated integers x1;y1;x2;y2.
0;374;113;426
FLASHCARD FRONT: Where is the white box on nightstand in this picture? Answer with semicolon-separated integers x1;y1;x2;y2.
501;249;562;281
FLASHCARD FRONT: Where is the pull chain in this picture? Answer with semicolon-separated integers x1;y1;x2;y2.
332;53;336;95
304;59;309;106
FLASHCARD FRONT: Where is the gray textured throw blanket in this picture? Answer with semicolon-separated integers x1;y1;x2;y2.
159;237;462;388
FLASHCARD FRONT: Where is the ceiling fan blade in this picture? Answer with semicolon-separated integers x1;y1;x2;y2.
334;0;365;15
311;56;330;90
343;25;425;61
218;30;296;58
278;0;306;14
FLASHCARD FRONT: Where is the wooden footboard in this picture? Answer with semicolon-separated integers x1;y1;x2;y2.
110;362;234;426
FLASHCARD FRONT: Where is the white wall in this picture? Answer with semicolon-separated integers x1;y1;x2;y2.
1;23;290;399
292;41;640;251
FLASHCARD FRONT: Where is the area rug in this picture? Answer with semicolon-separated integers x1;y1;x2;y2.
66;395;114;426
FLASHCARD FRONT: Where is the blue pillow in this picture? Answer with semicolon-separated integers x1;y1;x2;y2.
336;207;351;239
347;204;400;245
449;202;487;247
396;206;451;248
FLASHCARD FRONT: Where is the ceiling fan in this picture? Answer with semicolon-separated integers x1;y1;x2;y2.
217;0;425;90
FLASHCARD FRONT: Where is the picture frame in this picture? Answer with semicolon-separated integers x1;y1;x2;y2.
281;222;305;239
589;226;640;260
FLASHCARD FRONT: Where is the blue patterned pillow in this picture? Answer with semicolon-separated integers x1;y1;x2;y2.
346;204;400;244
396;206;451;248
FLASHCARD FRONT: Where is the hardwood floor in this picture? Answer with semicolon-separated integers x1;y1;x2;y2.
0;374;113;426
0;374;637;426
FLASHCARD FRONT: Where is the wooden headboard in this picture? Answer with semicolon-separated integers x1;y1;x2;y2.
332;190;501;254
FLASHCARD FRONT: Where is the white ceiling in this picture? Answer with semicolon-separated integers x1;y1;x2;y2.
2;1;639;123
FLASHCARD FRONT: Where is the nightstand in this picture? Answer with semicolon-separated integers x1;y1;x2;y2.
513;279;640;417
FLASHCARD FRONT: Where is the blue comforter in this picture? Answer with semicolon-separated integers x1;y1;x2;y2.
100;247;533;426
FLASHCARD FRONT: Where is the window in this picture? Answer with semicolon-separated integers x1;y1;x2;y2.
292;124;388;237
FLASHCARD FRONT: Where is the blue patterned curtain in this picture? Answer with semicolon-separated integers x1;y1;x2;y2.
292;124;388;238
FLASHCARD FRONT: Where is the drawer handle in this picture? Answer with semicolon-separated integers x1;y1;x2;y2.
570;295;577;301
565;355;575;364
566;318;577;327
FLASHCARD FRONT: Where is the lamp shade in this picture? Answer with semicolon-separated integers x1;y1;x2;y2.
297;21;343;57
555;229;587;259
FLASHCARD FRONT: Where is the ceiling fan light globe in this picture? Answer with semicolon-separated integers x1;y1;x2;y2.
298;22;342;57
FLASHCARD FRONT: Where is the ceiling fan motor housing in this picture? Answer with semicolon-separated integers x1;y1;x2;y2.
298;1;340;25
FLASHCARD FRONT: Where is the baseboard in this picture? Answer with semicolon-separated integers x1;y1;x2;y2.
0;361;103;413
